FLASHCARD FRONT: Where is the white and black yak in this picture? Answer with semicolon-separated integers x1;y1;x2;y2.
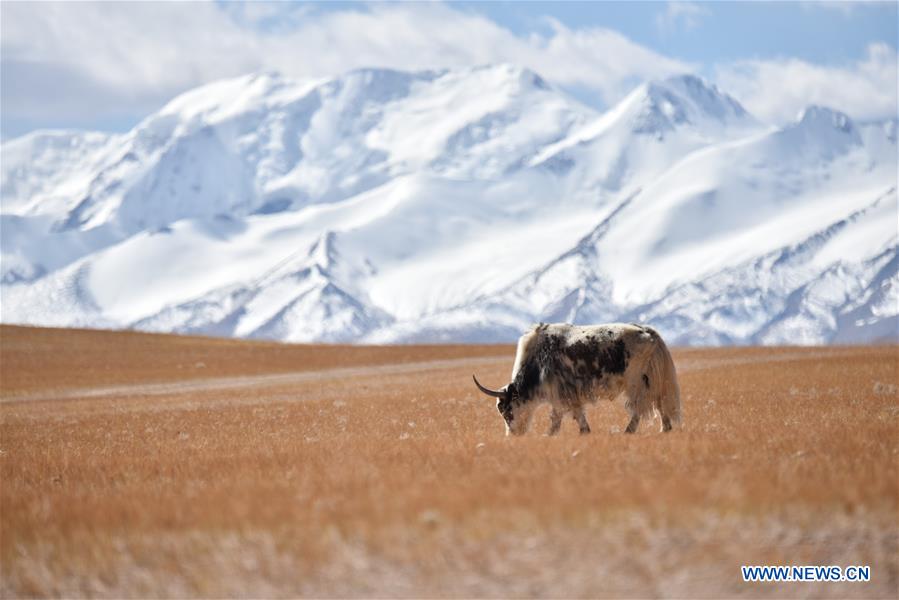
473;323;681;435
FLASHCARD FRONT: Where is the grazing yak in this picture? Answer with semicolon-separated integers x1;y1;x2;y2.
473;323;681;436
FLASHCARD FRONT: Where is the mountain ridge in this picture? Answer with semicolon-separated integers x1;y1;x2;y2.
2;65;896;344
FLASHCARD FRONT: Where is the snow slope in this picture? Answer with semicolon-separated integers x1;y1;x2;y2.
2;66;896;344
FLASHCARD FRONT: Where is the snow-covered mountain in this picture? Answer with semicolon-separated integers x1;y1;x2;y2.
2;65;896;344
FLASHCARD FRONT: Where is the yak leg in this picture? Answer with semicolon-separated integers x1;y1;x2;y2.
624;377;648;434
546;407;563;436
572;407;591;435
624;414;640;434
661;415;673;433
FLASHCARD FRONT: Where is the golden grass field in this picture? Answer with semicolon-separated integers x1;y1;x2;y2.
1;325;897;598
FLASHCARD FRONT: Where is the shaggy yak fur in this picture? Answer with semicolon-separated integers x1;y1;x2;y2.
473;323;681;435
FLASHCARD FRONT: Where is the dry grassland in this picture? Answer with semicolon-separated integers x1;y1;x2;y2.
1;325;897;598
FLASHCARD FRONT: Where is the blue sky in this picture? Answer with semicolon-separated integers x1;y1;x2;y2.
1;1;897;138
457;1;897;65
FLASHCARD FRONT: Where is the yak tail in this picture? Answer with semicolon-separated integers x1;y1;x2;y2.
643;329;682;427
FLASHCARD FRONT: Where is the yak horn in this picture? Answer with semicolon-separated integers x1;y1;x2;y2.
472;374;506;398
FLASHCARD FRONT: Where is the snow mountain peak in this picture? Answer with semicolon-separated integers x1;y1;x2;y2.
2;64;896;345
795;105;856;134
772;105;864;160
632;73;755;135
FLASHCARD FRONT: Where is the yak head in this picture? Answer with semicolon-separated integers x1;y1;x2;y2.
472;375;531;436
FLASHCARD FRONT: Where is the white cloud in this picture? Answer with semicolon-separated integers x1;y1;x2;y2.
655;1;708;34
715;43;898;124
0;1;692;134
4;1;893;135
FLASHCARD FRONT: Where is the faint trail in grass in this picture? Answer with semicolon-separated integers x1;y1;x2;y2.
0;347;865;405
0;355;511;403
675;348;864;374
